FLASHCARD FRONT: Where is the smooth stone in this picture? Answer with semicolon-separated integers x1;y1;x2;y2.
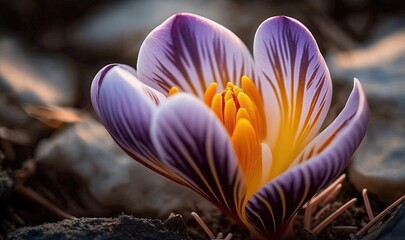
335;18;405;204
376;203;405;240
349;120;405;203
0;37;77;129
349;202;405;240
8;214;189;240
326;18;405;106
35;116;212;217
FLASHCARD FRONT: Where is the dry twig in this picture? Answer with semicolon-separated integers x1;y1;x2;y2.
356;192;405;237
191;212;233;240
14;159;76;220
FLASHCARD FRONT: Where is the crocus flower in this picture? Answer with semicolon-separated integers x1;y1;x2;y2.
91;13;368;239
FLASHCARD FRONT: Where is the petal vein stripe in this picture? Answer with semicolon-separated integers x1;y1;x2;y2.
246;79;368;238
254;16;332;179
92;13;370;239
151;94;246;219
138;13;256;97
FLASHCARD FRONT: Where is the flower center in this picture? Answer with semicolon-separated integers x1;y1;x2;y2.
203;79;266;138
168;77;269;197
205;76;267;196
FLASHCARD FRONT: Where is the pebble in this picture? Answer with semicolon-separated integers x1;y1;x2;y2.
326;18;405;107
0;37;77;130
329;17;405;204
35;116;212;217
349;120;405;203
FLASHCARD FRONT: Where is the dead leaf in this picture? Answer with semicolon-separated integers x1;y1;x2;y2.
24;105;83;129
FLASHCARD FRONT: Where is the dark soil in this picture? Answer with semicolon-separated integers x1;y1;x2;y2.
1;131;390;240
183;177;387;240
8;214;188;240
0;86;396;240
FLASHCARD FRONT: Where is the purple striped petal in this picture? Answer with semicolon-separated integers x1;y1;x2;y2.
291;78;368;168
245;79;368;238
90;64;168;175
150;94;246;220
254;16;332;175
137;13;256;97
91;64;136;117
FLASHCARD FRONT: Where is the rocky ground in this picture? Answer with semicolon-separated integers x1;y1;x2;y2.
0;0;404;239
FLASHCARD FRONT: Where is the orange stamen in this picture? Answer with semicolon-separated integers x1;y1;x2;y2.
201;77;267;196
168;86;180;96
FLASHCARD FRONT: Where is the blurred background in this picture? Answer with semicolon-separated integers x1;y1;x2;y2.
0;0;404;239
0;0;405;119
0;0;403;109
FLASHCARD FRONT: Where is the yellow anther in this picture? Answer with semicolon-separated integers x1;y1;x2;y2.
241;76;266;139
224;99;237;134
168;86;180;96
198;77;268;198
236;108;250;122
233;86;243;96
201;78;266;140
226;82;235;90
237;92;261;136
231;118;262;197
203;82;217;106
224;90;234;102
211;93;224;122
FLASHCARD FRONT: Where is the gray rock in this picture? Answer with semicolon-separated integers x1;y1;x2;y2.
349;120;405;203
327;18;405;107
349;202;405;240
376;202;405;240
8;214;189;240
35;116;212;217
0;37;77;129
335;17;405;204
